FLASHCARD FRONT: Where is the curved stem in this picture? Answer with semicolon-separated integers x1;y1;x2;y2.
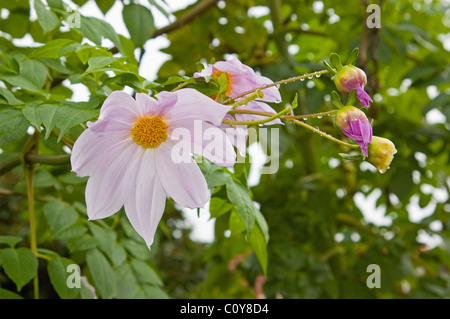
285;117;359;148
222;69;329;104
26;154;71;165
222;107;291;126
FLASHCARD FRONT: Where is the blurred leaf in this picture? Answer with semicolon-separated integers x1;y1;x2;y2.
86;248;117;299
48;257;80;299
33;0;60;34
123;4;155;48
0;247;38;291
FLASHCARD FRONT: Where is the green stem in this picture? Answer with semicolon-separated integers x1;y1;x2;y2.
231;89;264;109
288;110;338;119
285;117;359;148
222;106;292;126
223;69;329;104
228;109;338;120
26;154;71;165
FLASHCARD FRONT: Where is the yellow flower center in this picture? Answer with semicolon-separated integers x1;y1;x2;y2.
131;115;168;149
212;70;233;96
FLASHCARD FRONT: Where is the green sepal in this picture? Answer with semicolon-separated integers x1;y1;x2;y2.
346;88;357;106
346;47;359;65
331;91;344;109
330;53;343;70
323;60;337;75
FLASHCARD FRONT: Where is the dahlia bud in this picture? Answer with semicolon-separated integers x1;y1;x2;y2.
334;65;373;107
335;106;372;157
367;136;397;174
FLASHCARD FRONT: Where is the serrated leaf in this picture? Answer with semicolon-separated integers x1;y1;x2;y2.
43;198;79;239
86;248;117;299
0;108;29;147
0;248;38;291
226;179;257;235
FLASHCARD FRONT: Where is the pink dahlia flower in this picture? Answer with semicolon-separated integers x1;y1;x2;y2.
334;65;373;107
335;106;372;157
194;57;281;103
71;88;236;248
195;58;283;155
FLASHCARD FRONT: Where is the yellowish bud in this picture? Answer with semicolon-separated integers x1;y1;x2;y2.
367;136;397;174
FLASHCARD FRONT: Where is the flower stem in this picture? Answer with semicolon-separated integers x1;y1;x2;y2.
223;69;329;104
21;132;40;299
284;117;359;148
222;106;292;126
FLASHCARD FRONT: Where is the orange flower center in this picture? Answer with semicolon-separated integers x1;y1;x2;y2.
212;70;233;96
131;115;168;149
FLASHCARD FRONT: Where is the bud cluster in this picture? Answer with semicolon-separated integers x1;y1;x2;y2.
325;48;396;173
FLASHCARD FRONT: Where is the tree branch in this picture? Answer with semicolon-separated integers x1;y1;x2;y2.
152;0;218;38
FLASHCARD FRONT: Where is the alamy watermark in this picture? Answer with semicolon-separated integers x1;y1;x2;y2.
366;264;381;288
366;4;381;29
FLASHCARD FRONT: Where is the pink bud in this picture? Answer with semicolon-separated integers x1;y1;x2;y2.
335;106;372;157
334;65;373;107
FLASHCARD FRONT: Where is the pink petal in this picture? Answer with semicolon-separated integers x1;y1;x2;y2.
85;142;139;220
99;91;140;122
165;88;231;126
124;150;167;248
169;119;236;167
155;142;209;209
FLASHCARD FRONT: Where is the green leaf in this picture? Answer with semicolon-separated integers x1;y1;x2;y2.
0;109;29;147
123;4;155;48
34;0;60;34
130;259;163;287
137;285;169;299
43;198;79;239
17;57;49;88
209;197;234;219
249;224;268;275
218;72;228;94
200;161;232;187
22;104;98;140
0;87;24;105
0;73;49;96
85;56;127;73
0;288;23;299
28;39;78;59
0;247;38;291
0;236;23;248
78;16;124;54
86;248;117;299
48;257;80;299
95;0;115;15
226;179;257;235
